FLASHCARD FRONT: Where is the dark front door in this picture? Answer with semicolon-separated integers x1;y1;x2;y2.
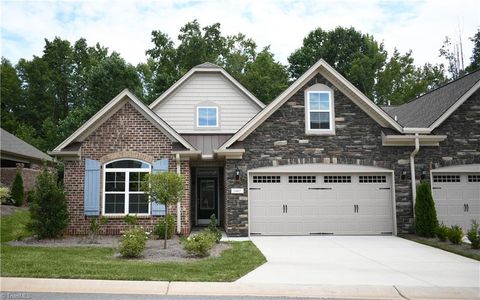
197;177;218;225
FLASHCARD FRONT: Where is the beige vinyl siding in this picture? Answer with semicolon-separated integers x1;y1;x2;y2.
154;73;261;133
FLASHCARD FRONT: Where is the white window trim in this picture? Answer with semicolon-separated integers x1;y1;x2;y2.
196;106;219;128
305;86;335;135
102;159;151;216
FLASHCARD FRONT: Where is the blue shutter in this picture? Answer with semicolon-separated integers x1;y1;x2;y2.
151;159;169;216
84;159;101;216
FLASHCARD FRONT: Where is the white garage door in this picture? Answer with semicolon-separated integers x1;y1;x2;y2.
249;165;394;235
432;166;480;232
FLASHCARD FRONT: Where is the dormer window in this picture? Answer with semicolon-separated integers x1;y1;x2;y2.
197;106;218;127
305;84;335;135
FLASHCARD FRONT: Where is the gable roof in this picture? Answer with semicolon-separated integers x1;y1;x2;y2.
382;70;480;129
149;62;266;110
1;128;53;162
51;89;195;154
219;59;403;150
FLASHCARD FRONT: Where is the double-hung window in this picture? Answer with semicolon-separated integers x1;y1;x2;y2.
197;106;218;127
103;159;150;215
305;85;334;135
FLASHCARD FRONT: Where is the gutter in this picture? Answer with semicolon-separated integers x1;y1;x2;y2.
176;153;181;235
410;133;420;212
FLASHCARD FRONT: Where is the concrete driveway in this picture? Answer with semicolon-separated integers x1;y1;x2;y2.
238;236;480;287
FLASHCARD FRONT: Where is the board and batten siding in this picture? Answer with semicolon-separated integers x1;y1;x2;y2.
153;73;262;133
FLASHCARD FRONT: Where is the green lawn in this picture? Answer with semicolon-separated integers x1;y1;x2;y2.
401;235;480;261
1;209;31;243
0;210;266;281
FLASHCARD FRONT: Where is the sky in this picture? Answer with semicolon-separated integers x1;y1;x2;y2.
1;0;479;68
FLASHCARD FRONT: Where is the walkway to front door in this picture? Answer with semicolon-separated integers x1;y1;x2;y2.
238;236;479;287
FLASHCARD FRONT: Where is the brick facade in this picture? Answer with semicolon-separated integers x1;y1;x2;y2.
224;74;480;237
64;102;191;235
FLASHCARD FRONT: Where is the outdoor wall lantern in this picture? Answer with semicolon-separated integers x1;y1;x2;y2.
401;169;407;180
235;166;240;181
420;169;427;180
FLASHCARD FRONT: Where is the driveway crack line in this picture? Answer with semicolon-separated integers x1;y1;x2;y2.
166;281;171;295
393;285;410;300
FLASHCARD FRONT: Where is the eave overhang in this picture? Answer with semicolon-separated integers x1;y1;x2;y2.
382;132;447;146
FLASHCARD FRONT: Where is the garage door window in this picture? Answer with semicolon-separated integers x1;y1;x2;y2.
359;175;386;183
433;175;461;183
252;175;281;183
288;176;316;183
468;175;479;182
324;176;351;183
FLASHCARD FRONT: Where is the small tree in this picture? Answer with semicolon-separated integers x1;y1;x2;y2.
415;181;438;237
28;168;69;239
11;171;24;207
142;172;184;249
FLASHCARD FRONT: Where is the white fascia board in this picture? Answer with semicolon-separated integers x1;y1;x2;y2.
214;149;245;159
220;59;403;150
428;80;480;130
53;89;195;152
402;127;432;134
149;67;265;111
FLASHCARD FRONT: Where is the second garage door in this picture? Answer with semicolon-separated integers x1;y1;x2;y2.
249;164;395;235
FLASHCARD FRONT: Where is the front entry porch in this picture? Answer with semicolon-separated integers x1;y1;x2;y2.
190;165;225;228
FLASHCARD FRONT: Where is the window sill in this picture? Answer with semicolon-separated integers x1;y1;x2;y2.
305;130;336;136
101;214;153;219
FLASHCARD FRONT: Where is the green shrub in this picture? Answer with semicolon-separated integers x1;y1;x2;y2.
466;220;480;249
208;214;222;243
414;181;438;237
447;225;463;245
0;187;11;204
89;216;108;243
11;171;24;207
123;214;138;226
436;223;449;242
182;230;216;258
27;168;69;239
153;214;175;240
119;226;149;258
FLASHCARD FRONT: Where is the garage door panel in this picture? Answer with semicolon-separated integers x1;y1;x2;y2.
432;171;480;232
249;171;394;235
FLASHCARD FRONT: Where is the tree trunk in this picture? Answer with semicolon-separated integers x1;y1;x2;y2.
164;216;167;249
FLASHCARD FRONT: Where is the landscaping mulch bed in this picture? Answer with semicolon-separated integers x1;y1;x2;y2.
1;204;28;217
401;234;480;261
8;235;231;262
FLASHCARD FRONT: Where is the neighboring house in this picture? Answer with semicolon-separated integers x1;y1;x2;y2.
50;60;480;236
1;128;54;191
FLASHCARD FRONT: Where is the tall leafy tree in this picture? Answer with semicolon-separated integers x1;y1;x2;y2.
0;58;23;131
466;28;480;72
241;47;289;103
375;50;446;105
146;20;288;104
288;27;387;99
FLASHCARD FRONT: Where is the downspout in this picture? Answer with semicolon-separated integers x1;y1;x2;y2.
176;153;181;234
410;133;420;210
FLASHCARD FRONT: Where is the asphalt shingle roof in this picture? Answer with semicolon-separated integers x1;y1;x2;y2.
382;70;480;128
0;128;53;162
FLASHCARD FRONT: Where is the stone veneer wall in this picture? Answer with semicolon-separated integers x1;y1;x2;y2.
64;102;191;235
416;90;480;177
224;74;480;237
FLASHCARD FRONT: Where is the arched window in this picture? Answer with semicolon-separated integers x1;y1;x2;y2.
103;159;150;215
